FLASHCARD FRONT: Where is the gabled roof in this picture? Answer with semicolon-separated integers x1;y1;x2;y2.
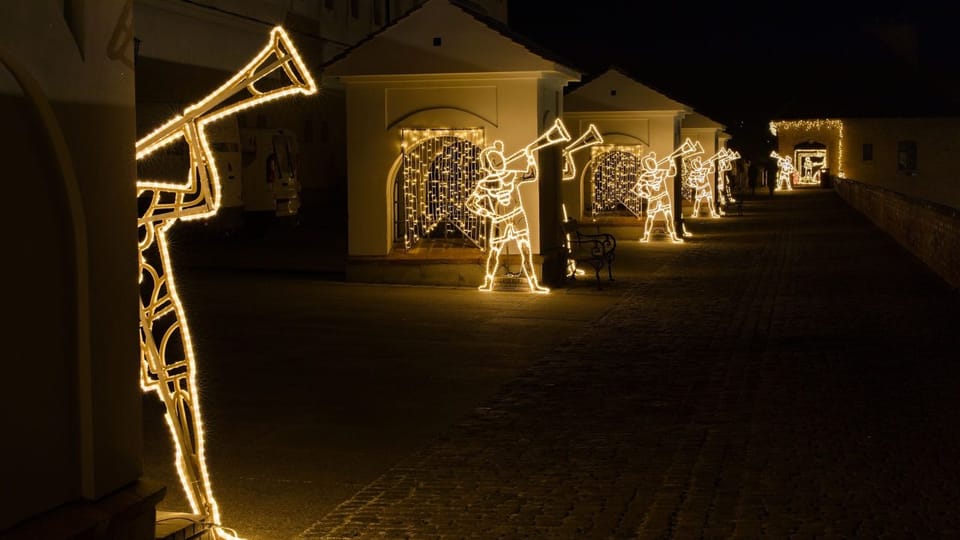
323;0;580;80
682;111;725;130
564;67;691;113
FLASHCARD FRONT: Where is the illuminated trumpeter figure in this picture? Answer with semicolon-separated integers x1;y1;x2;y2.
136;27;316;538
715;148;741;213
636;139;699;243
465;119;571;293
685;154;720;218
560;124;603;278
771;151;795;190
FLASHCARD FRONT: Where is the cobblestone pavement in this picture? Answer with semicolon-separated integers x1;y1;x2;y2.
299;190;960;539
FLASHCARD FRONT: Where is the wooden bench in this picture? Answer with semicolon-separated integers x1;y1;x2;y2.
562;219;616;288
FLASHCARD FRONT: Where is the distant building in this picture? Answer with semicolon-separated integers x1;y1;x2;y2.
770;117;960;209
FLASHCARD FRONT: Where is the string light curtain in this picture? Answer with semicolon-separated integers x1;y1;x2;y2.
399;128;486;250
590;145;646;218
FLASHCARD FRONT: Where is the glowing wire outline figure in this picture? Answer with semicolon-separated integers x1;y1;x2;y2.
770;151;795;191
715;148;740;212
559;124;603;277
636;138;700;243
685;154;720;218
135;27;316;539
465;119;571;293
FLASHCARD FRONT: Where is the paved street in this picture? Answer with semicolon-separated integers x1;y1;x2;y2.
144;189;960;539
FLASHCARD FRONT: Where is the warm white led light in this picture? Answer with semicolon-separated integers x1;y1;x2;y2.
635;138;700;243
685;154;720;218
136;27;315;540
587;144;646;218
769;118;844;177
398;128;486;250
465;119;571;293
561;123;603;181
770;151;795;191
715;148;740;211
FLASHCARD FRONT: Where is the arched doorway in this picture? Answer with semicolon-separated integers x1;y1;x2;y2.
588;145;646;218
394;128;486;250
793;141;828;185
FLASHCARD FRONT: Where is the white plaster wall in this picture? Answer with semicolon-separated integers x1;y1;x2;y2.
1;0;140;526
562;112;681;220
344;75;541;256
843;117;960;210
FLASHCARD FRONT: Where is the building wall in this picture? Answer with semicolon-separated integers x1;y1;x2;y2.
772;122;843;179
342;75;540;256
842;117;960;210
837;178;960;289
1;0;143;531
537;76;568;284
561;111;682;220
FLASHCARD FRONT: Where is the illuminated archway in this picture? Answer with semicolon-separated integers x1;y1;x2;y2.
588;144;646;218
395;129;486;250
794;142;827;185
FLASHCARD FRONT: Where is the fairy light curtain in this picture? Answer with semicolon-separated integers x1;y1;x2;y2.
589;144;646;218
398;128;486;250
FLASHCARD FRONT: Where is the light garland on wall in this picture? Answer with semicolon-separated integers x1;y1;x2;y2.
770;151;795;190
465;119;571;293
769;118;844;177
634;138;700;243
588;144;646;217
136;27;316;540
398;128;486;250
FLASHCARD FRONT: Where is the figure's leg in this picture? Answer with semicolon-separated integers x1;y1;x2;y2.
692;196;702;217
640;214;654;242
517;235;549;294
139;227;222;528
663;209;683;243
479;241;502;291
708;195;720;218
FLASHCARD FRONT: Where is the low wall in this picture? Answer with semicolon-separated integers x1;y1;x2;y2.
835;178;960;289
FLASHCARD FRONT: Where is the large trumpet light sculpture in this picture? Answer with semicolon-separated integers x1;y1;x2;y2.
465;119;571;293
635;138;701;243
716;148;740;211
136;27;316;539
561;123;603;180
770;150;795;190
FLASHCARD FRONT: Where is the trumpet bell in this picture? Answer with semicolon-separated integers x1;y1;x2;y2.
561;124;604;180
500;118;572;167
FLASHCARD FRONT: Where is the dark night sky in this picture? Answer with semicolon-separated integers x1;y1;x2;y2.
506;2;960;157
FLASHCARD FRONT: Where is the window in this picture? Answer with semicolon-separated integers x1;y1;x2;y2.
350;0;359;18
897;140;917;172
862;143;873;161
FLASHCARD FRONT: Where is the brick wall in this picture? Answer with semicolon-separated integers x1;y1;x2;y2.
836;178;960;290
